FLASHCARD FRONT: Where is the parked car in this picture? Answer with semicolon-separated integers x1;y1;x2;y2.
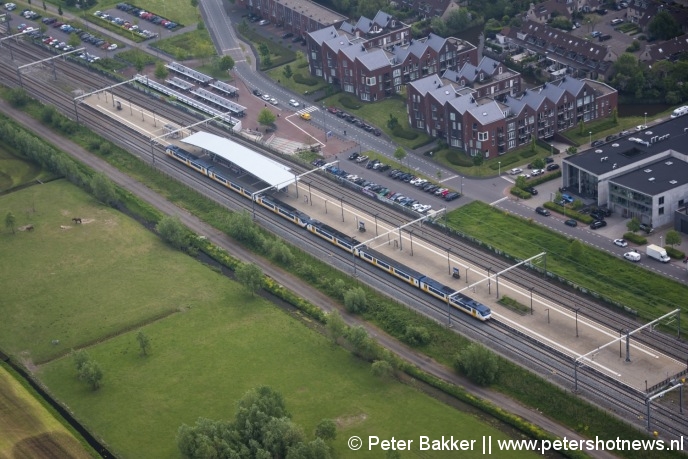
590;220;607;229
258;19;270;25
300;113;311;121
614;239;628;247
564;219;578;227
252;89;262;97
525;187;538;195
561;193;574;204
281;32;293;39
348;152;359;160
591;140;605;147
508;168;523;175
261;94;271;101
535;207;551;216
546;163;560;171
639;223;653;233
545;157;554;164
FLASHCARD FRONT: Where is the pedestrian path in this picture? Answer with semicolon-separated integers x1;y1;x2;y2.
296;106;319;116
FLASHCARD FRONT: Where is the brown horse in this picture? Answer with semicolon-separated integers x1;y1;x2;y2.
26;225;34;231
72;217;82;224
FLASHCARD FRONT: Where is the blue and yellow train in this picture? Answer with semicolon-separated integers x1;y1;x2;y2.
164;144;491;321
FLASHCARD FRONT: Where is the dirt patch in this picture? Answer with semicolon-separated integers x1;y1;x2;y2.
80;219;95;224
59;225;72;230
335;413;367;429
18;225;34;231
12;431;89;459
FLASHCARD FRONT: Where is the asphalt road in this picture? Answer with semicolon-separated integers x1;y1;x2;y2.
0;97;618;459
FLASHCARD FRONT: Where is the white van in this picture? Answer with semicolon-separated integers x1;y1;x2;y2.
671;106;688;118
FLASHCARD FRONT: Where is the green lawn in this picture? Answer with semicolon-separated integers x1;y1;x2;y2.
38;289;537;459
561;110;675;145
89;0;197;26
2;180;537;458
0;144;54;192
0;180;217;364
152;29;216;60
266;61;329;95
447;202;688;321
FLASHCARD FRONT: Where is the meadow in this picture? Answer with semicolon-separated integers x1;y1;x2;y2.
2;180;537;458
0;364;93;458
0;144;54;192
447;202;688;320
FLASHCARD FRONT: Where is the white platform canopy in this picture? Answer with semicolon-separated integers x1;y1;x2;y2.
181;132;296;188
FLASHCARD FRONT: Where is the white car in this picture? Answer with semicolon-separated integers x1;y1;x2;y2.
635;125;648;131
4;3;17;10
624;251;641;262
519;173;531;179
107;44;118;51
22;26;36;33
288;99;300;107
613;239;628;247
261;94;271;101
531;169;544;176
508;168;523;175
269;98;278;105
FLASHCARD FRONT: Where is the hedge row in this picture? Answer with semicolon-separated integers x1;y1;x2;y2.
338;95;362;110
543;201;593;223
665;246;685;260
293;73;320;86
623;232;648;245
510;187;532;199
392;125;418;140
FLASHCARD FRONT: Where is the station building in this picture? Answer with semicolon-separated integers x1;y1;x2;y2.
562;117;688;229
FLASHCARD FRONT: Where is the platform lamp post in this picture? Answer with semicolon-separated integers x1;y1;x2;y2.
545;308;550;324
446;247;452;275
374;213;378;236
307;181;312;206
529;286;535;315
410;230;414;256
340;197;344;222
487;267;492;295
575;307;580;338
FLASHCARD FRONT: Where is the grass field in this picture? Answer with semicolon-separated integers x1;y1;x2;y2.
0;180;221;364
0;365;93;458
0;145;54;192
2;180;538;458
447;202;688;320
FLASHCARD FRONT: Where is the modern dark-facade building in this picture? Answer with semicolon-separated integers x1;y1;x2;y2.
306;12;477;101
562;117;688;228
407;72;617;158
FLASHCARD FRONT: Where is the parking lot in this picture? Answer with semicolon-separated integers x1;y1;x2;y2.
570;8;638;58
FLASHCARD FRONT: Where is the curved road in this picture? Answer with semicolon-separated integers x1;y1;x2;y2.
0;98;619;459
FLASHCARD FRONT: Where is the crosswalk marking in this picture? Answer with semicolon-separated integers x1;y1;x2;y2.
296;106;319;115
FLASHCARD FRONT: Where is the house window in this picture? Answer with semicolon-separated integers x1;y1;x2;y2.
365;76;376;86
659;196;664;205
659;207;664;216
343;60;347;67
508;140;515;149
498;66;502;74
478;132;488;141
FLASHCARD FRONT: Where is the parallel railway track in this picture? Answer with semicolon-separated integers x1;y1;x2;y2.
2;41;687;443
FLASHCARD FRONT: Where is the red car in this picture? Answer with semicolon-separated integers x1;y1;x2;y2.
327;106;339;114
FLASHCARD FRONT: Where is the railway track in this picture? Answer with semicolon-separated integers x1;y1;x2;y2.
2;41;687;443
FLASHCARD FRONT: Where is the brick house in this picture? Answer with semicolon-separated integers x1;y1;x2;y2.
408;74;617;158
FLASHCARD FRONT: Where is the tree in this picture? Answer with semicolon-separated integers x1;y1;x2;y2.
314;419;336;441
627;217;641;233
455;343;499;386
90;173;118;206
80;360;103;390
72;349;90;375
430;16;448;37
283;64;293;80
515;175;527;189
258;108;277;126
403;325;431;346
154;61;169;79
393;147;407;169
5;212;16;234
326;310;347;344
235;262;264;296
568;239;585;261
156;215;188;250
137;331;151;356
370;359;394;379
227;210;263;247
68;32;81;48
346;325;376;360
387;113;399;129
217;55;235;72
343;287;367;314
42;0;46;10
58;5;63;16
532;158;545;169
446;9;470;31
190;0;198;7
133;53;146;73
648;10;681;41
665;230;682;248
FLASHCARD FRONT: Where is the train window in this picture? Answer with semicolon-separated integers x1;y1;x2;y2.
377;260;390;270
427;286;444;297
230;183;241;191
340;241;352;250
362;252;373;261
394;269;409;280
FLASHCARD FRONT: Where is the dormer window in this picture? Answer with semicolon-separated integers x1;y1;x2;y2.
479;73;484;82
498;66;502;74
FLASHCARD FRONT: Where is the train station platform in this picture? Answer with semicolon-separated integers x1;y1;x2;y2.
274;179;686;394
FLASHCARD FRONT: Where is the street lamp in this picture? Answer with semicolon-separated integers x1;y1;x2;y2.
529;287;535;315
498;161;501;177
660;235;663;247
644;112;647;128
589;131;592;145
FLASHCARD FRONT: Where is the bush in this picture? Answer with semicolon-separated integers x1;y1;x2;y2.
403;325;431;346
623;232;648;245
528;170;561;187
665;246;685;260
520;149;537;158
455;344;499;386
510;187;531;199
391;125;418;140
488;155;519;170
293;73;320;86
338;95;362;110
543;202;593;223
445;150;474;167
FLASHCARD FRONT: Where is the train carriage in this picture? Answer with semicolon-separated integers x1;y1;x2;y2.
307;221;358;253
450;293;491;321
356;246;424;287
256;195;310;227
